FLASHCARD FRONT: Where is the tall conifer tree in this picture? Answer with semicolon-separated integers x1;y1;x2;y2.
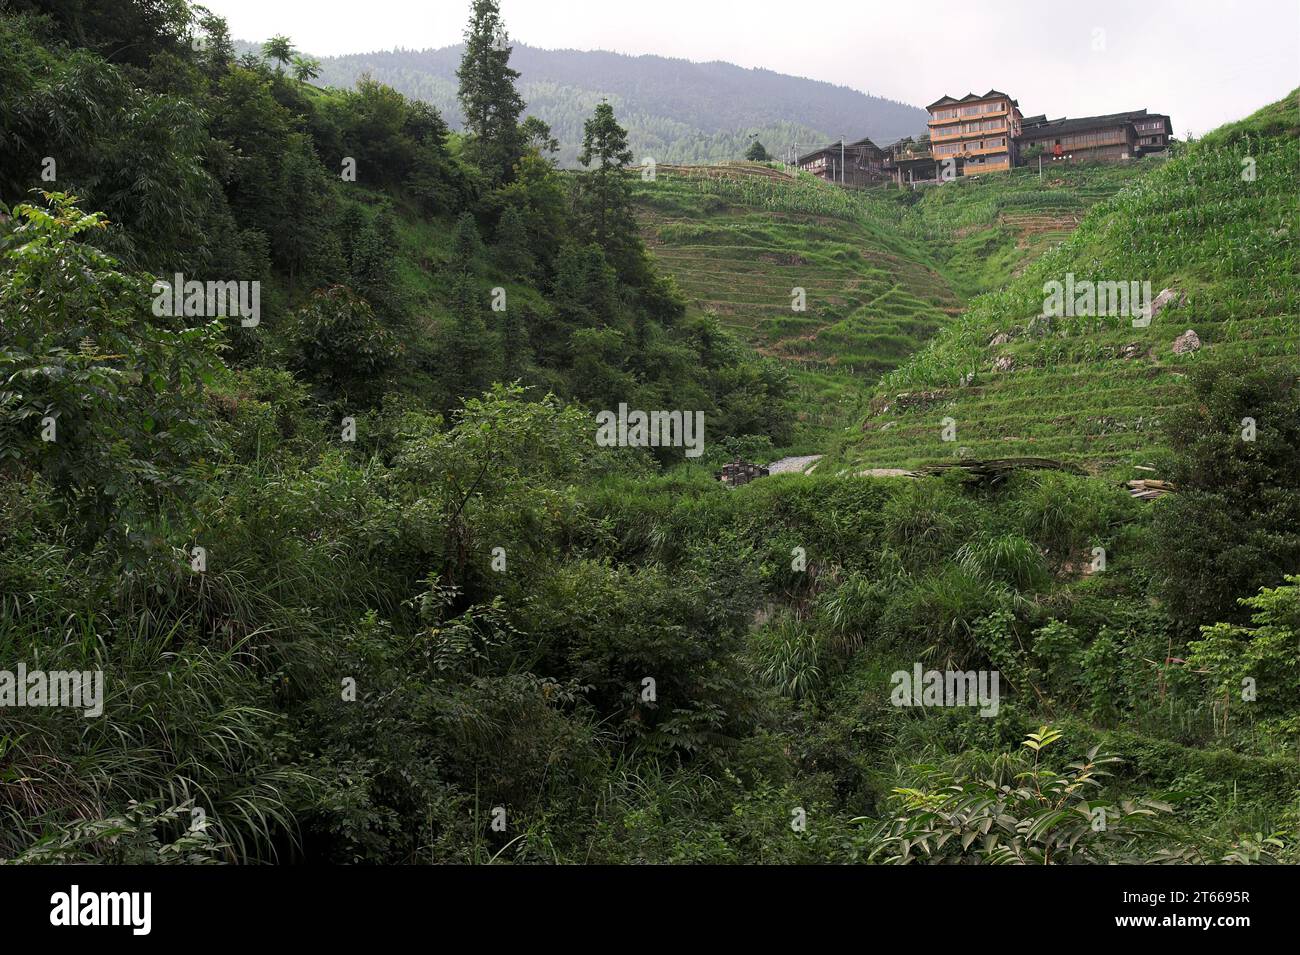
577;101;641;280
456;0;525;186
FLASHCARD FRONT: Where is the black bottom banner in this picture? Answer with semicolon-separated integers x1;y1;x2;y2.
0;863;1282;941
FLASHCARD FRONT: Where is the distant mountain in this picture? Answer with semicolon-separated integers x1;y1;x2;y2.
307;43;929;167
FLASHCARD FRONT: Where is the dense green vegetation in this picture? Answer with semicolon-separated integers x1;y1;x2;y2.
1;1;1296;865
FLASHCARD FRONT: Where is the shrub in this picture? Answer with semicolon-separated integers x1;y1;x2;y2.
883;478;971;568
1032;619;1086;703
0;193;224;547
850;727;1176;864
1151;356;1300;627
815;572;889;654
529;558;756;755
1187;575;1300;745
1014;471;1126;565
883;565;1006;667
285;285;401;402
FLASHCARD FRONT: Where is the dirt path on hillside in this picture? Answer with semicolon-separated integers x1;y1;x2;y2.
766;454;823;474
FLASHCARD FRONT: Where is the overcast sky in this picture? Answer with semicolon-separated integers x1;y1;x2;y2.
200;0;1299;135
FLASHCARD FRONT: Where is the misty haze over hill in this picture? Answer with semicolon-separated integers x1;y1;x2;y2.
308;43;930;166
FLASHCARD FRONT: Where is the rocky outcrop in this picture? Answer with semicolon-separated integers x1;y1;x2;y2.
1171;329;1201;354
1149;287;1187;320
869;390;949;417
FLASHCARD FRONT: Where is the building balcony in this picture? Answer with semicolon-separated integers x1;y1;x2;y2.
930;125;1008;143
971;159;1012;172
1024;135;1128;150
930;104;1008;125
959;143;1010;157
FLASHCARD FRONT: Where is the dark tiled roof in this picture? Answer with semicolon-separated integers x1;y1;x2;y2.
926;89;1019;111
1017;109;1151;138
795;148;831;165
885;134;932;149
795;136;882;166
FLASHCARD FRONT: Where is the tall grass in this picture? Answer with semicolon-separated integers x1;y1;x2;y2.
749;612;825;701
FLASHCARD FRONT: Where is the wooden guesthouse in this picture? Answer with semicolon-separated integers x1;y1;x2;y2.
881;135;938;186
791;90;1171;192
795;137;886;187
1016;110;1173;165
926;90;1024;176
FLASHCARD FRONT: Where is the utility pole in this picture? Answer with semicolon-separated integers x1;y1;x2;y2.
841;137;846;185
1038;154;1042;179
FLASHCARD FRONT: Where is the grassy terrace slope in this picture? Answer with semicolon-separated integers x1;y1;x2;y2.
633;164;959;373
631;165;960;444
631;160;1157;447
828;91;1300;476
901;160;1160;299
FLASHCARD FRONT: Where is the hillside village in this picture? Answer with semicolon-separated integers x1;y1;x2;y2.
795;89;1173;186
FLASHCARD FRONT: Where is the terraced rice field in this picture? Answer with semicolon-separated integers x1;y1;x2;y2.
903;162;1162;297
632;95;1296;470
632;160;1166;448
846;336;1298;475
632;164;972;445
634;168;960;377
831;94;1300;475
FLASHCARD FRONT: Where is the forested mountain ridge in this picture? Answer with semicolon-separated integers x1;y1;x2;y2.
305;42;929;166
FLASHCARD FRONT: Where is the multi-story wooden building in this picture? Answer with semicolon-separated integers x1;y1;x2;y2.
926;90;1023;176
1016;109;1172;164
795;137;885;187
